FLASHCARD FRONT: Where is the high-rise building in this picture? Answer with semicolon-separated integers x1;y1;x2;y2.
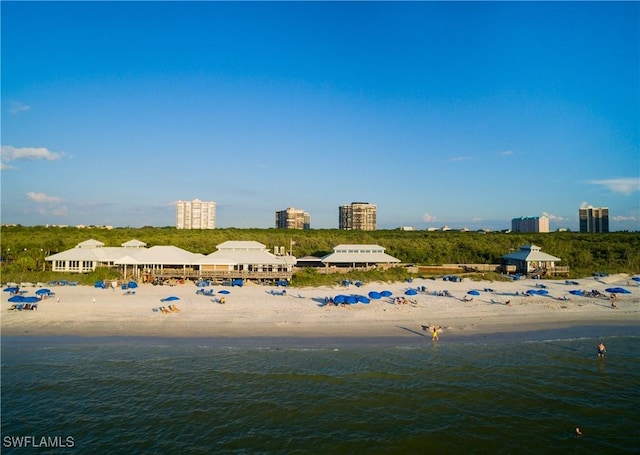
176;199;216;229
275;207;310;230
511;216;549;233
339;202;377;230
579;206;609;233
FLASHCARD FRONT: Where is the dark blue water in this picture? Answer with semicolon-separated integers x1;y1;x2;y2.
2;332;639;454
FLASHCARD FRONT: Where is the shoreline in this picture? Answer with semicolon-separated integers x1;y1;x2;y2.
2;323;638;349
2;274;638;343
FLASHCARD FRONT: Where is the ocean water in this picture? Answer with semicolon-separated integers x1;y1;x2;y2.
1;331;639;455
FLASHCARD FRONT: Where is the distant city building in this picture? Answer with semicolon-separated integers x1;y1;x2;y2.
511;216;549;233
579;206;609;233
176;199;216;229
275;207;310;230
339;202;377;231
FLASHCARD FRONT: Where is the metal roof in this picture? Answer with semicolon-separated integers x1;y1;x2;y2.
501;244;561;262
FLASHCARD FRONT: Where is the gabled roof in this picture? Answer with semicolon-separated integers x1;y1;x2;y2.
332;244;387;252
77;239;104;248
195;249;295;266
322;244;400;264
132;246;203;265
216;240;266;250
122;239;147;248
502;244;561;262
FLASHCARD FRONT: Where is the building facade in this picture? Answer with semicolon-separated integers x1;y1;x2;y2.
511;216;549;233
579;206;609;233
176;199;216;229
339;202;377;231
275;207;310;230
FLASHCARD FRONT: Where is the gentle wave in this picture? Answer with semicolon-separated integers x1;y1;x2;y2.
2;335;639;454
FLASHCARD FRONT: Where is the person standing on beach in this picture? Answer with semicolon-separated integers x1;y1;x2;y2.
432;326;440;341
597;342;606;358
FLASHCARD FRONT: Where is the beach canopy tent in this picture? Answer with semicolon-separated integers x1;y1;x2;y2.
467;290;480;296
605;287;631;294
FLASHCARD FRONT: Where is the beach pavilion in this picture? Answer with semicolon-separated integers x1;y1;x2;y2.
501;244;563;276
321;244;401;270
193;241;296;281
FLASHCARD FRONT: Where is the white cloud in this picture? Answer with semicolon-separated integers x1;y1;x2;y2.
542;211;567;221
500;150;514;156
449;156;472;162
587;178;640;195
9;101;31;115
27;192;63;203
580;201;590;209
613;215;638;222
422;213;436;223
1;145;64;163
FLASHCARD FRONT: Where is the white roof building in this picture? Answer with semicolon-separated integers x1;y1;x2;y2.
501;244;561;274
321;244;401;268
45;239;295;281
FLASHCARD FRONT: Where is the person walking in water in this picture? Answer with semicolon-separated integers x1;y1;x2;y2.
432;326;440;341
597;342;606;358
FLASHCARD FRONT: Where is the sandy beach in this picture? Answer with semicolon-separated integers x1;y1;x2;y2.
2;274;638;340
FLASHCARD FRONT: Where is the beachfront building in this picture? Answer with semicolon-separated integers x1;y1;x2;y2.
275;207;310;230
339;202;377;230
501;244;565;276
579;206;609;233
321;244;400;269
511;216;549;233
176;199;216;229
45;239;295;282
194;241;296;281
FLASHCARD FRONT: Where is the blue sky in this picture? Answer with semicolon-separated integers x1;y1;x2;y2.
2;1;639;231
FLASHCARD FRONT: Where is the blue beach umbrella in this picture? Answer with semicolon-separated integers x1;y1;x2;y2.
161;296;180;302
334;295;347;304
346;295;358;304
467;290;480;296
368;291;382;300
218;290;231;295
380;290;393;297
632;277;640;282
605;287;631;294
356;295;370;304
22;296;40;303
35;288;51;295
569;290;584;296
8;295;25;303
405;289;418;296
3;287;19;293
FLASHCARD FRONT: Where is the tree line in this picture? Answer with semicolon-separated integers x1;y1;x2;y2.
1;226;638;281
